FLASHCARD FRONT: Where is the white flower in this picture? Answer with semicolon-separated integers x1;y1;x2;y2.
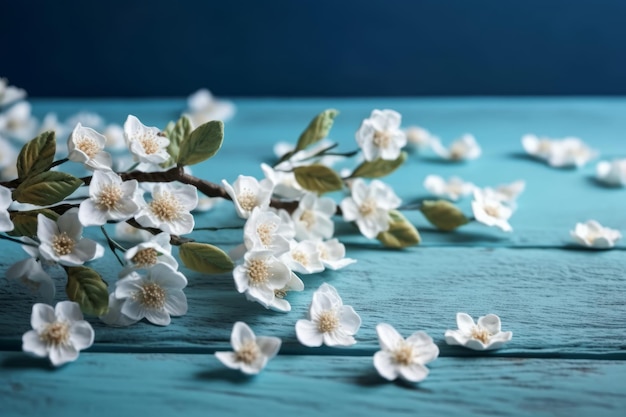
98;293;141;327
404;126;434;151
78;171;141;226
268;272;304;313
135;182;198;235
37;209;104;266
6;238;55;302
243;207;293;256
291;192;336;241
0;101;38;142
184;88;236;127
260;162;305;199
471;189;513;232
340;178;401;239
0;184;14;232
295;283;361;347
483;180;526;206
114;222;153;242
123;115;170;164
115;263;188;326
423;175;475;201
373;323;439;383
356;109;407;161
119;232;178;277
67;123;112;171
596;159;626;187
233;250;292;308
22;301;95;366
316;239;356;270
0;77;26;106
445;312;512;351
522;134;597;168
430;134;481;161
222;175;274;219
215;322;281;375
570;220;622;249
280;239;324;274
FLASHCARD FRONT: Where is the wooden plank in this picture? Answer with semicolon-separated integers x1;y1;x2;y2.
2;247;625;357
2;352;625;417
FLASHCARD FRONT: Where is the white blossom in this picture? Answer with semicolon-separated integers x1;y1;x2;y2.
316;239;356;270
114;263;188;326
78;171;141;226
340;178;401;239
233;250;292;308
356;109;407;161
471;188;513;232
123;115;170;165
522;134;597;168
0;101;38;142
0;77;26;106
430;134;481;161
37;209;104;266
215;321;281;375
243;207;293;256
119;232;178;277
404;126;435;151
373;323;439;383
279;239;324;274
295;283;361;347
67;123;112;171
0;184;14;232
260;162;305;199
267;272;304;313
183;88;236;127
98;293;141;327
222;175;274;219
6;238;54;302
423;175;475;201
483;180;526;206
445;312;512;351
596;159;626;187
291;192;336;241
22;301;95;366
135;182;198;235
570;220;622;249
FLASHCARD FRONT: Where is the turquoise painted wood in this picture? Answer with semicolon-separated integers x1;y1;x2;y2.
2;353;626;417
2;98;626;415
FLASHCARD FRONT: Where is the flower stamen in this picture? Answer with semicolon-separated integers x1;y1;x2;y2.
471;326;491;344
149;193;182;222
256;223;274;247
76;136;100;158
52;232;75;256
139;134;160;155
131;248;159;268
299;210;316;229
40;321;70;346
359;199;377;217
237;190;258;212
393;342;415;366
247;259;269;285
97;184;123;210
235;340;261;364
373;131;392;148
317;310;339;333
134;282;166;309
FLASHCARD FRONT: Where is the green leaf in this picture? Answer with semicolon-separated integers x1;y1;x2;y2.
66;266;109;316
179;242;234;274
7;209;59;238
295;109;338;151
16;131;56;179
293;164;343;194
350;151;407;179
376;210;421;248
13;171;83;205
162;116;192;167
420;200;470;231
177;120;224;166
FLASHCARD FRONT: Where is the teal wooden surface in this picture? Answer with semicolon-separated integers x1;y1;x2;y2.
2;353;625;417
1;98;626;416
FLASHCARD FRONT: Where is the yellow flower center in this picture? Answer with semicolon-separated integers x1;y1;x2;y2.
392;342;415;366
76;136;100;158
292;250;308;266
359;198;377;217
299;210;316;229
471;326;491;344
373;130;391;148
235;340;261;365
247;259;269;285
97;184;123;210
150;192;181;222
237;191;258;212
139;134;160;155
134;282;166;309
483;204;501;218
52;232;75;256
40;321;70;346
317;310;339;333
256;223;274;247
131;248;159;267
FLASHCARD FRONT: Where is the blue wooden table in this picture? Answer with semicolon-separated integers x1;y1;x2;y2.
2;98;626;416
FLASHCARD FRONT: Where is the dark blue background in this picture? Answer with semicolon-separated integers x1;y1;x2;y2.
3;0;626;97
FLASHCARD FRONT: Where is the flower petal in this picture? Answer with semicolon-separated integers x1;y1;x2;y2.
373;351;399;381
398;362;429;383
214;351;241;371
256;336;281;359
477;314;502;334
69;320;95;350
49;344;79;366
55;301;84;322
164;290;188;317
295;319;323;347
22;330;48;357
30;303;55;330
456;312;475;333
376;323;404;351
231;321;256;351
338;305;361;335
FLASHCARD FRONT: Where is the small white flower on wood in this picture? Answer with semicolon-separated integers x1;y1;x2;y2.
215;321;281;375
445;312;512;351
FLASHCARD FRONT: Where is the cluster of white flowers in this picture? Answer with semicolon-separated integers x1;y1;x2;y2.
522;134;597;168
570;220;622;249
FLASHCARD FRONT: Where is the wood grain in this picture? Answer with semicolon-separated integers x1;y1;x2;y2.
2;352;625;417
